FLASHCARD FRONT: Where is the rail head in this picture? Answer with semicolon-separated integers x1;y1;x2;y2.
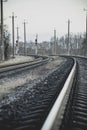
41;59;77;130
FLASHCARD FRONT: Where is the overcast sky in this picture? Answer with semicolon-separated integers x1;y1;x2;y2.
3;0;87;42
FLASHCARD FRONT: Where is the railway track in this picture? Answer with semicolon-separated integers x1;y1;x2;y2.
1;56;87;130
41;57;77;130
0;56;49;74
42;56;87;130
0;57;74;130
59;57;87;130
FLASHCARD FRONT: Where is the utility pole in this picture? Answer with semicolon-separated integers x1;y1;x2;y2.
67;19;71;55
23;20;27;56
0;0;7;60
54;29;56;55
10;12;17;58
1;0;4;60
84;8;87;56
12;12;15;58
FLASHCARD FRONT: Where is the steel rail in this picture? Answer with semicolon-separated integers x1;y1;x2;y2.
41;59;77;130
0;57;42;68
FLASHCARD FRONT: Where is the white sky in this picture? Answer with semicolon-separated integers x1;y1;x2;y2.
3;0;87;42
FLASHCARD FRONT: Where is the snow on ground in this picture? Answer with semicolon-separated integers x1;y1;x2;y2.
0;56;65;97
0;55;34;66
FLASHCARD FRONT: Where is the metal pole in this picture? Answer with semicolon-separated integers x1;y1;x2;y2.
86;11;87;55
9;12;17;58
54;29;56;55
23;21;26;56
68;19;70;55
12;12;15;58
1;0;4;60
83;8;87;55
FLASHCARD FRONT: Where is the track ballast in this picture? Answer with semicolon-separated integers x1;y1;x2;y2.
0;57;74;130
